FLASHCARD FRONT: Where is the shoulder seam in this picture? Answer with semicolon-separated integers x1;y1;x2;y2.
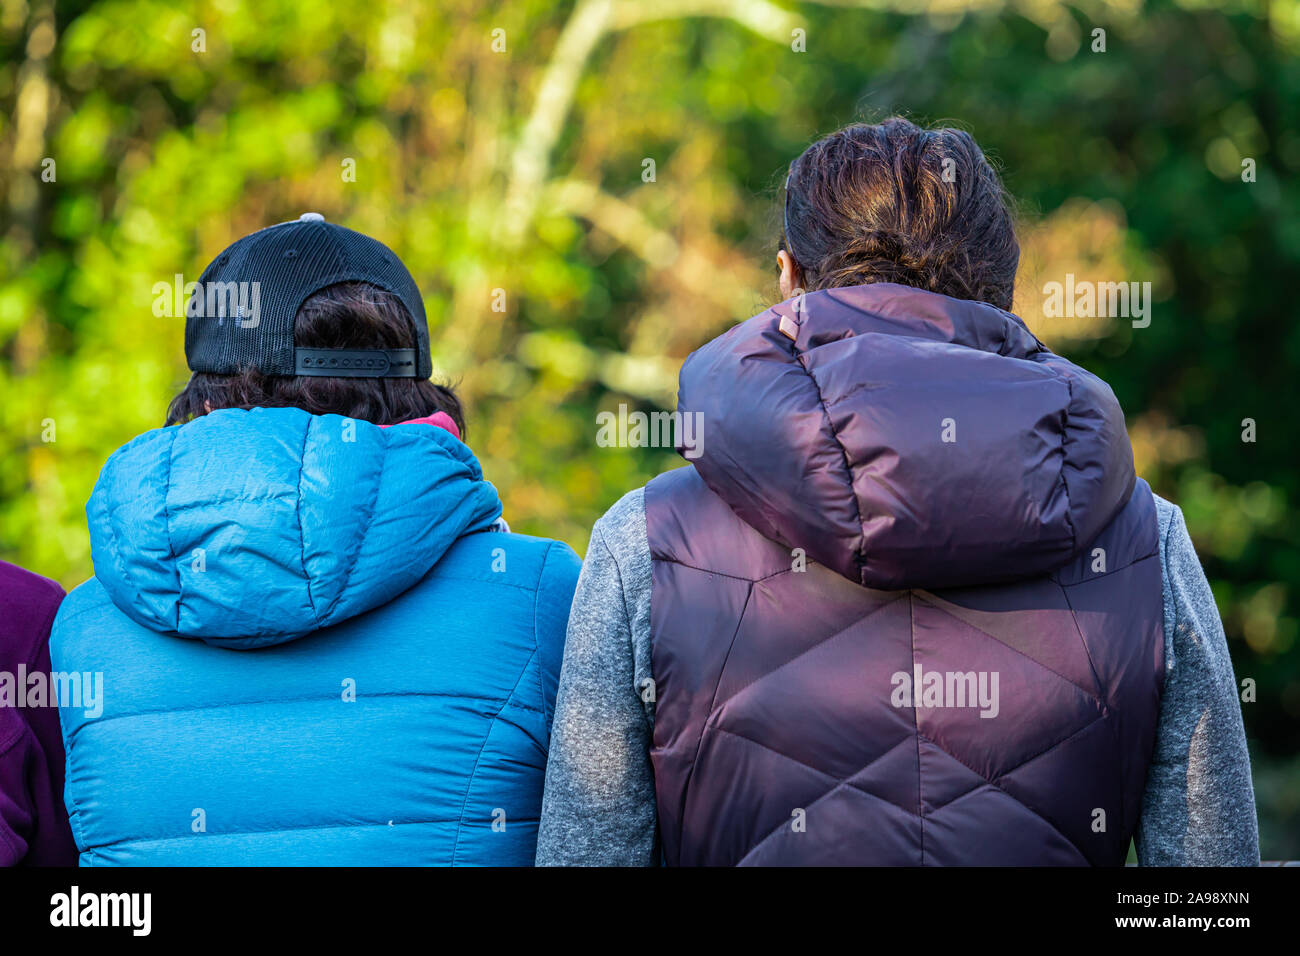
593;516;654;731
535;541;558;726
593;523;634;644
1160;502;1184;642
292;417;321;627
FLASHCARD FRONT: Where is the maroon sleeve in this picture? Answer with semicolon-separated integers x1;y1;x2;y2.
0;569;77;866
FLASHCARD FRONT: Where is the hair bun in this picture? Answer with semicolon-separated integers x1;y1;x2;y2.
821;230;937;290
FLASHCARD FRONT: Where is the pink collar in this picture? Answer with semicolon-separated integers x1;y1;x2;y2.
379;411;461;441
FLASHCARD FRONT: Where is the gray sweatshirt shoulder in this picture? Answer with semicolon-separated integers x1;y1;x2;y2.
1138;496;1259;865
535;488;657;865
588;487;656;727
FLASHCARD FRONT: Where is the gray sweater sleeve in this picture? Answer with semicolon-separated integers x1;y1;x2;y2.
536;488;658;866
538;487;1259;866
1136;497;1259;865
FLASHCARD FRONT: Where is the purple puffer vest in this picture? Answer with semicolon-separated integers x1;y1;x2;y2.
645;284;1164;866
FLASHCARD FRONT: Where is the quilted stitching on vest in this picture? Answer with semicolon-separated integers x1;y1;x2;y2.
647;468;1163;866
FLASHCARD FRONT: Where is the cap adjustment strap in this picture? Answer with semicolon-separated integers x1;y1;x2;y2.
294;348;418;378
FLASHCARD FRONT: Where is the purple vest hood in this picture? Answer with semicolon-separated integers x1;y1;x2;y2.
678;283;1136;590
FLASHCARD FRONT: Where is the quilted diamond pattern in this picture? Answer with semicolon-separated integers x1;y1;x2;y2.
647;466;1163;866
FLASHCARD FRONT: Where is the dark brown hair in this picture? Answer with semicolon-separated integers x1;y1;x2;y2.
166;282;465;431
781;117;1019;310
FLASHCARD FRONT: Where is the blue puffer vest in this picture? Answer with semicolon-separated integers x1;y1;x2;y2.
51;406;580;865
645;284;1164;866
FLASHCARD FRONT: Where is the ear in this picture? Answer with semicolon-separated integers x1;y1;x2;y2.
777;249;803;300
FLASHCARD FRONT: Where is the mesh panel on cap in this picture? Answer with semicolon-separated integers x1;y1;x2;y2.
184;219;432;379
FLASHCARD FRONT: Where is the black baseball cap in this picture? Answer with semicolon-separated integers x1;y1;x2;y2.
183;213;432;379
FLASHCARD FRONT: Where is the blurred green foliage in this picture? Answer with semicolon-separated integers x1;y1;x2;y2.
2;0;1297;855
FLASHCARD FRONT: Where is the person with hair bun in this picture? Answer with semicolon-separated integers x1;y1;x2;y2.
537;118;1258;867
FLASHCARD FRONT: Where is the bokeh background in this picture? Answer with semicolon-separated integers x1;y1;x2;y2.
1;0;1297;857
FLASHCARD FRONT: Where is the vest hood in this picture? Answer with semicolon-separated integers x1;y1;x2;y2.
677;283;1136;590
87;406;503;648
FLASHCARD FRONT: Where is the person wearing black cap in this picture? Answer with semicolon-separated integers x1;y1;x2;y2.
46;215;582;866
